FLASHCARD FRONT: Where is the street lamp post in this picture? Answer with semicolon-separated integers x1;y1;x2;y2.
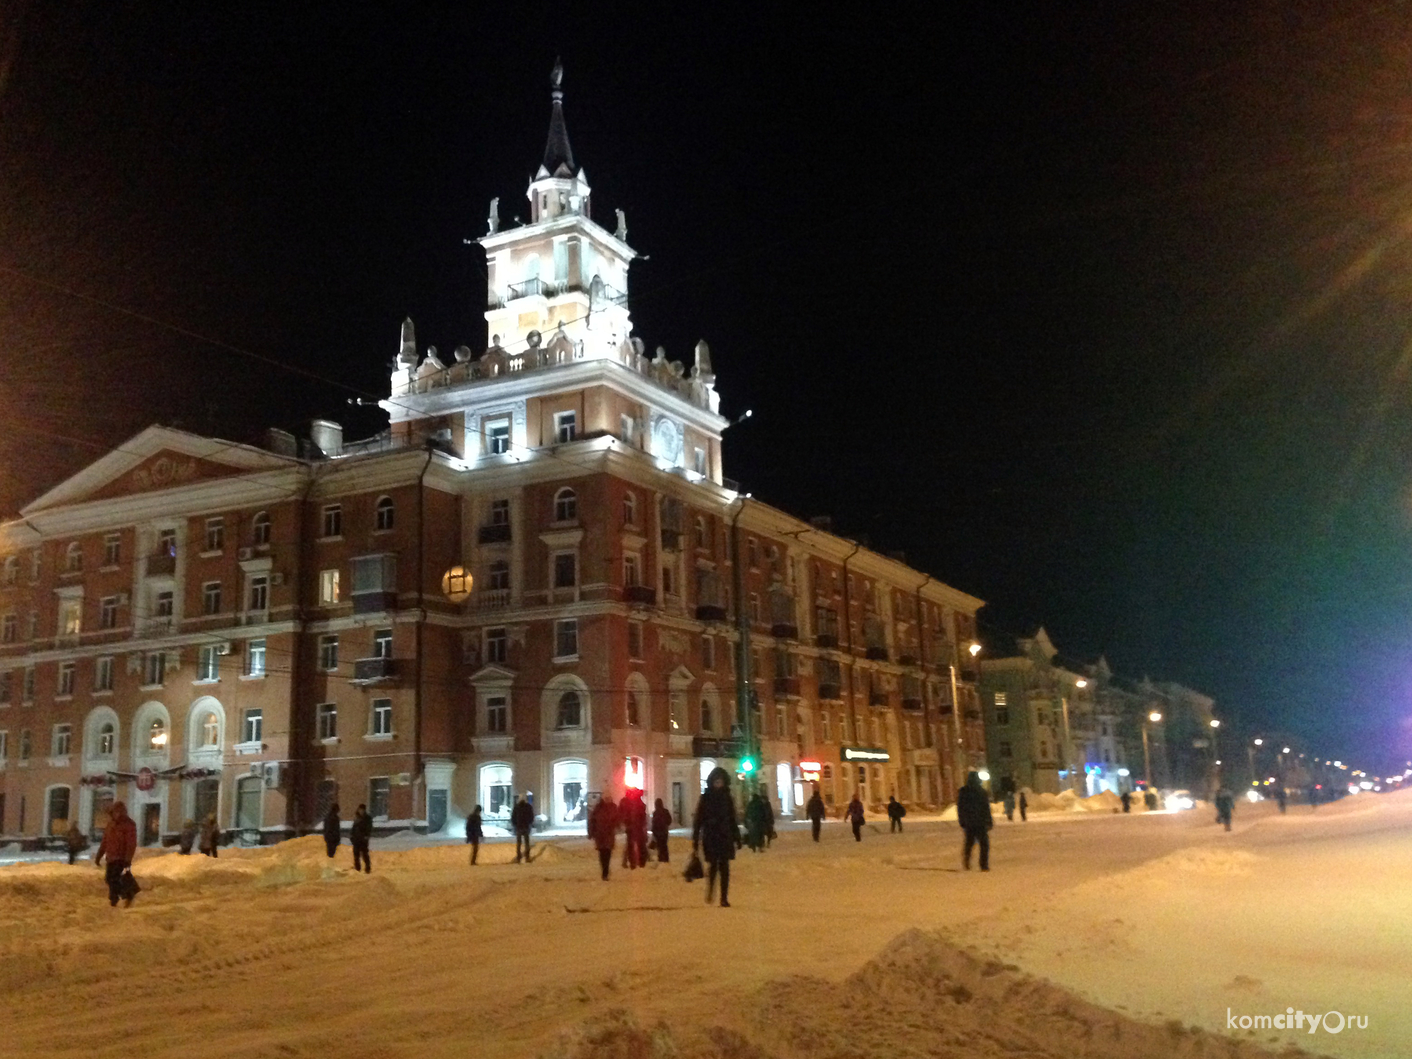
948;641;981;800
1143;711;1162;788
1209;718;1222;796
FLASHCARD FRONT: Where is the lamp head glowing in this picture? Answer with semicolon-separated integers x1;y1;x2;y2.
1209;719;1221;728
1253;738;1263;745
967;642;982;657
1075;678;1088;688
1282;747;1290;754
1148;711;1162;723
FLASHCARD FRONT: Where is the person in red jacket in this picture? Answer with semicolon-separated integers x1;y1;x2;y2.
587;793;620;881
617;787;649;869
93;801;138;907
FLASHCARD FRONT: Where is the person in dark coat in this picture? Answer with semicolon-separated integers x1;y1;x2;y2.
806;785;826;842
65;822;89;864
692;766;741;907
956;771;993;871
587;793;620;880
510;795;535;863
617;787;649;869
466;805;483;865
1002;791;1016;822
1275;787;1287;814
322;803;341;859
1214;788;1234;831
1121;791;1132;814
844;793;865;842
93;801;138;907
177;818;198;855
198;813;220;857
886;796;906;833
762;790;776;847
1019;791;1029;821
350;804;373;873
743;790;769;852
650;798;673;863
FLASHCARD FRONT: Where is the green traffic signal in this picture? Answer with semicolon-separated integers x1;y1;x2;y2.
740;757;756;774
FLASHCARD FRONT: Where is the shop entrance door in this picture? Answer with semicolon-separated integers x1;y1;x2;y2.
141;803;161;846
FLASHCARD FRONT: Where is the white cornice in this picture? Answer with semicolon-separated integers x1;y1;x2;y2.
479;213;636;263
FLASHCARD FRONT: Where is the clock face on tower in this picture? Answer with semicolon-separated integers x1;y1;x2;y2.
653;417;683;466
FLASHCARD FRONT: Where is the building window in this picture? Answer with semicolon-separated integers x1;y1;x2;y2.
373;628;393;659
694;448;707;476
103;535;120;567
1;556;16;585
252;512;271;545
369;777;391;818
995;707;1009;726
553;553;577;589
554;410;577;443
747;537;759;568
486;419;511;455
243;708;263;744
201;712;219;747
485;627;507;664
699;699;714;734
100;596;118;629
319;635;339;671
775;702;786;737
58;599;82;638
375;496;395;531
0;730;7;757
623;553;641;587
26;612;37;640
52;723;72;757
154;591;174;619
485;695;507;734
553;487;577;522
57;662;75;697
64;542;83;573
143;652;166;687
661;565;674;595
205;518;225;552
621;490;640;527
556;690;582;729
246;639;266;677
1040;741;1050;759
97;722;115;756
319;569;340;605
322;505;343;538
318;703;338;740
554;619;578;660
490;498;510;526
22;667;33;703
627;621;643;660
249;576;269;613
94;656;113;692
1;614;14;643
749;593;761;624
0;671;9;705
147;718;167;751
203;581;222;615
619;414;636;446
487;560;510;592
158;528;177;558
626;690;641;727
1000;741;1013;759
702;635;715;670
371;698;392;736
821;712;831;742
694;516;708;549
198;644;220;682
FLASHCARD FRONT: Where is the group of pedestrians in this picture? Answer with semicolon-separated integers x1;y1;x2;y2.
321;803;374;873
585;787;677;879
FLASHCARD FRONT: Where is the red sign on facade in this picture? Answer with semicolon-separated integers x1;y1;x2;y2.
135;767;156;792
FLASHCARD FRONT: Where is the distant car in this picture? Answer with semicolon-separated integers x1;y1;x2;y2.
1167;790;1195;811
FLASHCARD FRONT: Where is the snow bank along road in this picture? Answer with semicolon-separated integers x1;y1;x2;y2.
1;792;1407;1059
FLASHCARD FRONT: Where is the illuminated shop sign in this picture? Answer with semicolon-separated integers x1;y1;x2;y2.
840;747;890;763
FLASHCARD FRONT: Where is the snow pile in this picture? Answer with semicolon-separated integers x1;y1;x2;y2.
1019;788;1124;814
544;929;1306;1059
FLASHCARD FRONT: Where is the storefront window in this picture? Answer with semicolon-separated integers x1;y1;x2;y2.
481;764;513;820
553;760;587;825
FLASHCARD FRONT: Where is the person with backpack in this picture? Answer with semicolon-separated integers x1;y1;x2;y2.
692;766;741;907
650;798;673;863
806;784;826;842
322;803;341;859
886;796;906;833
350;804;373;873
466;805;483;865
845;792;865;842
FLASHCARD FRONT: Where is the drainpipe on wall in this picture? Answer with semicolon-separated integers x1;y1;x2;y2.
914;574;933;802
729;496;752;783
413;442;434;820
288;463;321;836
839;540;862;759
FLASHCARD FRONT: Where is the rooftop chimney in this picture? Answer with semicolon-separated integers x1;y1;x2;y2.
809;515;833;533
310;419;343;458
264;427;298;457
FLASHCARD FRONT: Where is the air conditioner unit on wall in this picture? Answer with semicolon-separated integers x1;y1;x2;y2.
270;572;285;586
215;641;231;655
262;761;282;789
116;593;129;606
237;547;253;561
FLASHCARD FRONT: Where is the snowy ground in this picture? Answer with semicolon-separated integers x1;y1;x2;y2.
2;791;1407;1059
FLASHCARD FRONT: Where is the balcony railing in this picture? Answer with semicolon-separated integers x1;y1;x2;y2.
773;676;800;698
818;682;843;701
695;603;727;622
815;632;839;650
623;585;656;606
352;590;398;615
352;657;398;684
478;523;512;544
507;277;544;300
476;588;511;610
147;553;176;577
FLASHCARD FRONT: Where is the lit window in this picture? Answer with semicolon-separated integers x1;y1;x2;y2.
243;708;263;744
198;644;220;682
319;569;340;605
147;718;167;751
97;722;115;756
246;639;267;677
486;419;511;455
59;599;82;637
553;488;577;522
201;713;219;747
375;496;395;531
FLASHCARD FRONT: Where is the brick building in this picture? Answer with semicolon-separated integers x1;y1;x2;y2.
0;64;985;845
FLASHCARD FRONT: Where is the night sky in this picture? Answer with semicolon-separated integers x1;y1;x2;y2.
3;4;1412;770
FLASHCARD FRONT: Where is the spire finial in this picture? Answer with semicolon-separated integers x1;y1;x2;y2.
540;58;576;177
551;57;564;100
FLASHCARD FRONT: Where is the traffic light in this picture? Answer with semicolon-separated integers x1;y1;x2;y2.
739;756;756;776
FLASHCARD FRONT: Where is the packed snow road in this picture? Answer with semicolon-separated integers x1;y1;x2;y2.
1;791;1407;1058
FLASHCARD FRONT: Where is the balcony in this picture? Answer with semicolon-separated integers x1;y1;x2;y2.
472;735;515;754
507;277;544;300
623;585;656;606
476;588;511;611
478;523;512;544
147;552;176;577
869;690;888;707
692;735;746;758
902;696;924;712
351;657;399;684
865;645;889;662
815;633;839;650
899;654;919;667
352;591;398;615
660;528;682;550
695;604;727;622
818;682;843;701
771;622;798;640
773;676;800;698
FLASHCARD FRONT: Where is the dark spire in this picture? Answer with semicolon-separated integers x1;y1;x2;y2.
541;58;577;177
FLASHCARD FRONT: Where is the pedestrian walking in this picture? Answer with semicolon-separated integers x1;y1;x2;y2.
198;813;220;857
1002;791;1016;822
618;787;649;868
350;804;373;873
93;801;138;907
806;784;826;842
762;790;776;847
466;805;483;865
65;821;88;865
886;796;906;833
1019;791;1029;821
692;766;741;907
510;795;534;863
588;793;620;881
322;802;341;859
845;793;865;842
744;789;769;852
1120;790;1132;814
651;798;673;863
1275;787;1287;814
1214;787;1234;832
177;818;198;855
957;771;993;871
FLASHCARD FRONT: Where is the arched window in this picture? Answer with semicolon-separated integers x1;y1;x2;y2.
694;516;708;549
556;691;582;729
64;542;83;573
626;690;641;727
374;496;395;531
97;723;115;756
148;719;167;751
201;712;220;747
252;512;271;546
554;488;577;522
2;556;17;586
700;698;714;734
623;491;637;526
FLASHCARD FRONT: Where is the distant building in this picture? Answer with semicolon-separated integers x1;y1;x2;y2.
0;65;985;847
